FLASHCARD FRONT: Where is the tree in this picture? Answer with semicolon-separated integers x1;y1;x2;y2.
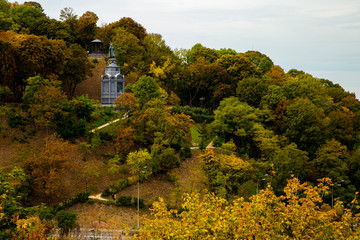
114;125;136;159
201;150;254;198
112;27;145;74
132;75;161;107
56;211;78;237
236;76;270;108
265;65;286;84
62;43;93;97
283;99;328;155
210;97;263;152
187;43;221;64
136;177;360;239
25;134;78;202
28;85;67;130
9;4;45;34
111;17;147;41
114;92;139;114
312;139;349;183
0;39;16;97
177;57;230;108
76;11;98;49
216;54;259;89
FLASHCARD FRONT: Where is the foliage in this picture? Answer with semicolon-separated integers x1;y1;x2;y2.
55;210;78;236
61;43;92;97
171;105;214;123
132;75;161;107
201;150;254;198
127;149;152;181
116;195;133;207
136;177;360;239
25;134;79;202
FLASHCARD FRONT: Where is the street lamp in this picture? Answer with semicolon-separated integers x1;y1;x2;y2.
331;179;344;208
137;166;147;229
256;174;268;194
199;97;205;109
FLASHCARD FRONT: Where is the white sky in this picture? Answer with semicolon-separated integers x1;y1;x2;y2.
13;0;360;98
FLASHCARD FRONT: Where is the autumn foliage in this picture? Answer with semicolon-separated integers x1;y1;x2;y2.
136;177;360;239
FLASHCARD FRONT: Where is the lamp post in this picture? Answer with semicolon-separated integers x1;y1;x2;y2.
331;179;344;208
199;97;205;109
256;174;268;194
137;166;147;230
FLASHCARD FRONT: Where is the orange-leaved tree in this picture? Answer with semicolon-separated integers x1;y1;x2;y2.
25;134;78;203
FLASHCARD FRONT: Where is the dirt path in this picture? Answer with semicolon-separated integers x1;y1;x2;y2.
89;193;108;201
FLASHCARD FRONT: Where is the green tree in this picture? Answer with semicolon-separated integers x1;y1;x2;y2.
132;75;161;107
9;4;45;34
112;27;145;74
236;76;270;108
210;97;266;153
56;210;78;237
283;99;328;155
62;43;93;97
312;139;349;183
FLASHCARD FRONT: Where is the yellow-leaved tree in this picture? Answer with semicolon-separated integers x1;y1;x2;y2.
136;177;360;239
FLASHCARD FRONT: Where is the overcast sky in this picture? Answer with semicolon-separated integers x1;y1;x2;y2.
14;0;360;98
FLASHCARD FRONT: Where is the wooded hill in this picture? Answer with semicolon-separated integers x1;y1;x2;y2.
1;1;360;239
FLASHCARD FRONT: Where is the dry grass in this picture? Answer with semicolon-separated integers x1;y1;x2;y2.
67;202;139;230
74;60;106;101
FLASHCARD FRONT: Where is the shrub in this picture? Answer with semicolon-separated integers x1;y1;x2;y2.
213;135;225;147
56;210;78;236
158;148;180;172
133;197;145;208
8;112;25;128
180;146;192;160
116;195;132;206
74;191;90;203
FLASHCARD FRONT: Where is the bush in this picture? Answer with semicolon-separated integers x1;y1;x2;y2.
133;197;145;209
8;112;25;128
171;106;214;123
158;148;180;172
92;58;99;63
116;195;132;206
74;191;90;203
101;186;111;197
56;210;78;236
99;131;113;141
213;135;225;147
180;146;192;160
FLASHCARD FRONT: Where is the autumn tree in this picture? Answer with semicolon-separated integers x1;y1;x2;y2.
187;43;221;64
61;43;93;97
216;53;259;91
177;57;230;108
28;83;67;131
201;150;254;198
136;177;360;239
114;125;136;159
25;134;78;202
76;11;98;49
111;17;147;41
